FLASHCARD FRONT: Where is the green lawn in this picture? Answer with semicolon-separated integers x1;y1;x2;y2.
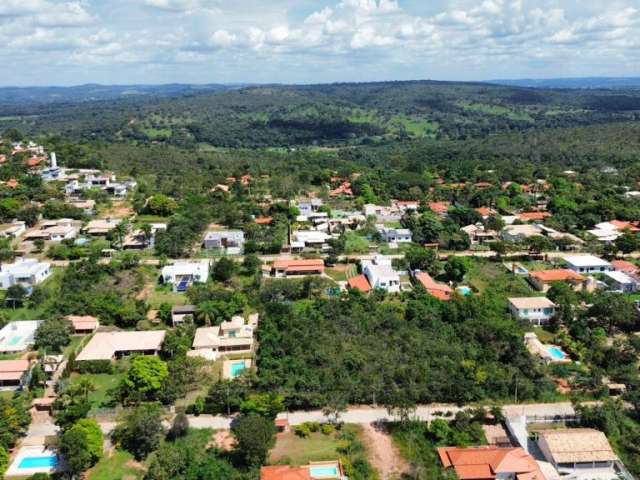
69;372;123;409
466;259;535;298
270;431;341;465
147;287;186;309
87;449;144;480
134;214;170;224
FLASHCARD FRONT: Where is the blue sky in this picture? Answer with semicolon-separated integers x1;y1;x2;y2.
0;0;639;86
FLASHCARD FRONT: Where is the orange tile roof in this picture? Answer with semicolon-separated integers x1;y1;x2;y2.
438;447;545;480
26;156;44;167
273;259;325;273
260;466;311;480
347;274;372;293
429;202;450;215
255;216;274;225
6;179;18;189
0;359;31;382
415;272;453;301
529;269;584;283
611;260;638;274
329;181;353;197
474;182;493;189
518;212;551;222
610;220;640;232
475;207;493;217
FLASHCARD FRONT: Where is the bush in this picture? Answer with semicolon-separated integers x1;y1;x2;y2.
321;423;335;435
294;424;311;438
75;360;114;374
307;421;320;432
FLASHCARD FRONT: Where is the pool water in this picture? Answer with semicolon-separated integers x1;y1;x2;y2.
310;466;339;478
18;456;58;469
547;346;566;361
231;362;246;377
457;286;472;296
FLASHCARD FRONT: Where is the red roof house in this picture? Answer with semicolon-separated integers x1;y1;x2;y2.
518;212;551;222
261;466;311;480
438;446;545;480
347;274;372;293
429;201;450;216
611;259;638;274
415;272;453;301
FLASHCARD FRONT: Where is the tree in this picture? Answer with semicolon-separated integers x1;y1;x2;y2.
114;404;165;460
239;393;285;418
444;257;470;283
167;412;189;440
405;246;439;275
243;254;262;275
0;445;8;479
146;194;177;217
231;414;276;467
140;223;153;247
5;284;27;309
615;230;639;254
212;257;236;282
33;238;45;253
34;318;73;353
588;292;640;334
120;356;169;403
60;419;103;475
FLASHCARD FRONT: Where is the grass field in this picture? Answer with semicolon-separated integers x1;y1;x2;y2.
270;431;341;465
87;449;144;480
458;102;535;122
69;371;124;409
146;287;187;309
466;259;535;298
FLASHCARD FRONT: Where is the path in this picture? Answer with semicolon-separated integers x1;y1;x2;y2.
362;422;409;480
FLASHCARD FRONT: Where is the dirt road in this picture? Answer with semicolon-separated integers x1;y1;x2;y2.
362;422;409;480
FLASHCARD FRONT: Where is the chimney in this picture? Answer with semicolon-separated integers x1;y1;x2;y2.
51;152;57;169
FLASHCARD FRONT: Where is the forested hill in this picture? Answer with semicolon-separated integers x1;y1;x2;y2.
2;80;640;148
489;77;640;89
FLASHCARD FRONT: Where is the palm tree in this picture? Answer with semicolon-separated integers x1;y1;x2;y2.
75;378;96;401
195;301;218;326
140;223;153;248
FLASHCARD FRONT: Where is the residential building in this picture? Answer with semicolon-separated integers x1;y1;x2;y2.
462;223;498;245
611;259;638;275
76;330;166;361
24;219;78;242
537;429;618;472
517;211;551;223
297;198;323;216
587;220;639;243
378;226;412;244
190;315;256;360
0;321;43;353
347;274;372;293
508;297;557;325
82;218;122;236
363;204;402;223
261;461;343;480
271;259;325;277
171;305;196;326
65;315;99;335
528;269;586;293
0;220;26;239
502;224;543;242
414;271;453;301
123;223;166;250
0;360;33;391
429;201;450;217
68;199;96;215
203;230;245;254
291;230;331;251
161;260;210;292
363;256;401;293
0;258;51;290
437;446;545;480
604;270;638;293
563;255;612;274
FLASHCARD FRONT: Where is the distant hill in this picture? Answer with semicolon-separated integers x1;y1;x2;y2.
0;83;238;105
488;77;640;89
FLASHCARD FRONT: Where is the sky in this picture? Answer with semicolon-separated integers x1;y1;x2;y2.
0;0;639;86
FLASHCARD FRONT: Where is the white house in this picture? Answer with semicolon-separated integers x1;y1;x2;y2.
291;230;331;251
296;198;323;216
0;259;51;290
563;255;612;274
0;221;26;239
161;260;210;292
378;226;412;244
189;314;258;361
363;256;401;293
604;270;638;293
508;297;557;325
501;224;543;242
203;230;245;254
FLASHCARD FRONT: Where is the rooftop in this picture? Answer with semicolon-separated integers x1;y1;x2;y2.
347;274;372;293
538;428;618;464
508;297;556;309
529;269;585;282
562;255;611;268
438;446;545;480
76;330;166;361
0;359;31;382
415;272;453;301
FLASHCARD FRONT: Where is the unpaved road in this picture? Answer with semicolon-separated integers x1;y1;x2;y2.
362;422;409;480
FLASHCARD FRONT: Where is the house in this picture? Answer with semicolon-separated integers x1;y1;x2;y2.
76;330;166;361
517;211;551;223
171;305;196;326
189;315;255;360
123;223;166;250
588;220;639;242
378;226;412;244
562;255;612;274
67;199;96;215
363;256;401;293
82;218;122;236
437;446;545;480
363;204;402;223
297;198;323;216
393;200;419;212
271;259;325;277
604;270;638;293
537;429;618;472
0;220;26;239
429;202;450;217
261;461;343;480
329;181;353;197
611;259;638;275
528;269;586;293
414;271;452;301
203;230;245;254
0;360;32;391
161;260;210;292
0;321;43;353
255;216;273;225
0;258;52;290
475;207;496;219
347;274;372;293
502;224;543;242
508;297;556;325
24;219;78;242
291;230;331;251
462;223;498;245
65;315;99;335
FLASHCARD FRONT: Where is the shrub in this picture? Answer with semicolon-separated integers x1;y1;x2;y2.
294;424;311;438
75;360;114;374
321;423;335;435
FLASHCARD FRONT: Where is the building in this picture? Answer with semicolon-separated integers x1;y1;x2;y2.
537;429;618;472
378;226;412;244
189;315;256;361
0;220;26;239
76;330;166;361
261;461;343;480
0;320;43;353
203;230;245;254
171;305;196;326
24;219;78;242
429;202;450;217
82;218;122;236
414;271;453;301
297;198;323;216
502;224;543;242
508;297;556;325
271;259;325;277
517;211;551;223
291;230;331;251
123;223;166;250
363;256;401;293
65;315;99;335
462;223;498;245
161;260;210;292
68;199;96;215
347;274;372;293
604;270;638;293
437;446;545;480
611;259;638;275
0;360;32;391
563;255;612;274
0;258;52;290
528;269;586;293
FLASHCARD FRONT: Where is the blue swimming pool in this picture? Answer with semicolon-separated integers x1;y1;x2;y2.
547;346;566;361
310;466;339;478
18;455;58;469
457;286;472;296
231;362;246;377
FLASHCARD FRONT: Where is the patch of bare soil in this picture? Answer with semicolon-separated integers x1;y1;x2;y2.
210;430;235;451
362;422;410;480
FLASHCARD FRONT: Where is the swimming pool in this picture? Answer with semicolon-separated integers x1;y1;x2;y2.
310;466;339;478
18;455;58;469
230;362;246;377
547;346;566;361
457;286;472;296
